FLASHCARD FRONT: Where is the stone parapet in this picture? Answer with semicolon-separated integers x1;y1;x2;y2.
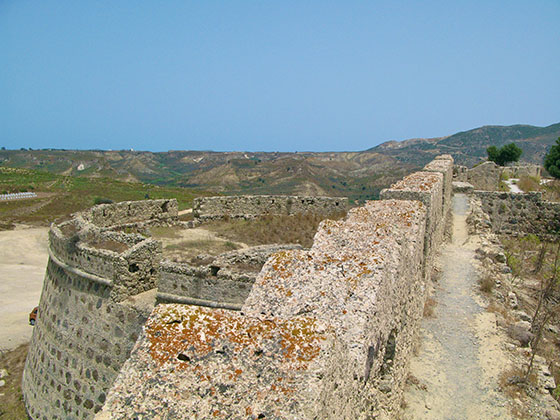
193;195;348;221
379;171;444;278
157;244;302;309
423;157;454;214
84;199;178;228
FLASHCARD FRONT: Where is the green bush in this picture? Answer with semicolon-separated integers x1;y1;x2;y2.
487;143;523;166
544;137;560;179
93;197;114;205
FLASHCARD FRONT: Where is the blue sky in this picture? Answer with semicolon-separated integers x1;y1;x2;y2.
1;1;559;152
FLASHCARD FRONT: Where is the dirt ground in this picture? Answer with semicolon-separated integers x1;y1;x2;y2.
403;194;513;419
0;226;49;351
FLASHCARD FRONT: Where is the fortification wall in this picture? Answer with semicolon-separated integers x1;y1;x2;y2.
22;200;169;420
157;244;302;310
193;195;348;220
455;161;501;191
473;191;560;239
84;199;178;228
96;158;451;420
380;171;444;279
502;164;542;179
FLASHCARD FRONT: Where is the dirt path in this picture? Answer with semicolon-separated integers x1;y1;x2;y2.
404;194;512;420
0;226;49;351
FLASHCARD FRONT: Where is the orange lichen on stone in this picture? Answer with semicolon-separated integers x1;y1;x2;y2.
146;305;327;369
389;172;442;192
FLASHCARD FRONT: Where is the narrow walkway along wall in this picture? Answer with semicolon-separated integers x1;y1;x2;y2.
95;156;453;420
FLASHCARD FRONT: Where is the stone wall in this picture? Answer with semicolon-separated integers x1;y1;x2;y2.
22;200;169;420
84;199;178;228
502;164;542;179
473;191;560;239
96;157;452;420
193;195;348;221
455;161;501;191
380;171;444;279
157;244;302;310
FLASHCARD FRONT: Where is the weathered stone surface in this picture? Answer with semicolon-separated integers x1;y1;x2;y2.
380;171;444;279
473;191;560;239
455;161;501;191
85;199;178;227
158;244;302;308
424;157;454;214
452;181;474;193
97;304;341;420
193;195;348;221
502;164;542;179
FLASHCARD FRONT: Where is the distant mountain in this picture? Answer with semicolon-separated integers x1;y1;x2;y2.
371;122;560;167
1;122;557;203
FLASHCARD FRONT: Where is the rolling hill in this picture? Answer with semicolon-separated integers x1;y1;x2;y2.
1;122;558;204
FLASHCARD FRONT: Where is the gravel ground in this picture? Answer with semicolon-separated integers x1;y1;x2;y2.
404;194;513;420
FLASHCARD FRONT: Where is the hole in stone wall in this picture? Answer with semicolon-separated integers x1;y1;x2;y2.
381;329;397;375
128;263;140;273
364;344;378;383
210;266;220;276
161;201;169;213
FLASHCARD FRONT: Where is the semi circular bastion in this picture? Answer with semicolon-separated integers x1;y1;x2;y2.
21;195;349;420
22;199;177;420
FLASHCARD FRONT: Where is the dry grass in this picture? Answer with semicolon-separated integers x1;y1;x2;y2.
423;296;437;318
204;211;347;248
543;179;560;202
516;175;541;192
150;226;182;239
0;343;29;420
87;239;129;253
486;301;515;324
478;275;495;294
165;239;240;262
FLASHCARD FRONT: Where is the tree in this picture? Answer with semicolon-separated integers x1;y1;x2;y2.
486;143;523;166
544;137;560;179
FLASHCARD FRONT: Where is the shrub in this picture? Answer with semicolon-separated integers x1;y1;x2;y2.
544;137;560;179
93;197;113;205
487;143;523;166
479;275;495;293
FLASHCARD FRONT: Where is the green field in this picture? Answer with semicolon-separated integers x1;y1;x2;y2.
0;167;211;227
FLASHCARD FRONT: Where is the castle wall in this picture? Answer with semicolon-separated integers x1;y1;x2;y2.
157;244;302;310
502;164;542;179
96;159;449;420
455;161;501;191
379;171;444;279
22;201;167;420
84;199;178;228
193;195;348;220
473;191;560;239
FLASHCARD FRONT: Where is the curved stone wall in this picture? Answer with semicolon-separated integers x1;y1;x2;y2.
22;200;169;420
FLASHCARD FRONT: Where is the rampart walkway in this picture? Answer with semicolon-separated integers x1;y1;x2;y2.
404;194;512;420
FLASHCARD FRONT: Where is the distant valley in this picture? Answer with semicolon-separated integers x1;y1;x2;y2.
1;122;558;203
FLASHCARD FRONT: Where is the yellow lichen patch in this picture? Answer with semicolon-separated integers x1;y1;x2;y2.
146;305;327;370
